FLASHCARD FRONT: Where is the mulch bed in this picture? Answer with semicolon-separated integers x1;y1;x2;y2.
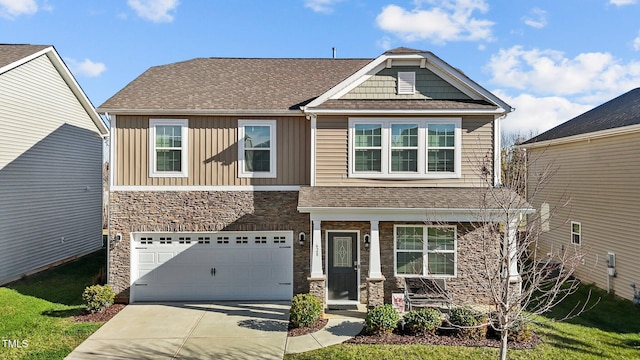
73;304;126;323
287;318;538;350
347;328;540;349
288;318;329;337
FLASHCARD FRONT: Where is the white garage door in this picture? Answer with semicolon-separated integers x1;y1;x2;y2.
130;231;293;302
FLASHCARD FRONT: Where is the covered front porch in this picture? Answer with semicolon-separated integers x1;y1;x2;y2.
297;186;533;309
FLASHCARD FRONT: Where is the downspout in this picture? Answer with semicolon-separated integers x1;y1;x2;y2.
494;114;503;187
104;112;113;285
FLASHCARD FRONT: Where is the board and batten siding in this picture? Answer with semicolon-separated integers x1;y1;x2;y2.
527;131;640;301
0;54;104;284
314;115;494;187
114;116;310;186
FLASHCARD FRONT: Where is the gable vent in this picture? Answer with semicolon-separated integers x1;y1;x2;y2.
397;72;416;94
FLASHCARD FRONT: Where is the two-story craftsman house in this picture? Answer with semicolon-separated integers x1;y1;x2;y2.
99;48;530;306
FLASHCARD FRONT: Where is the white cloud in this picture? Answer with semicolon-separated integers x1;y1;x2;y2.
128;0;178;23
633;32;640;51
486;46;640;102
609;0;636;5
376;0;494;44
522;7;547;29
304;0;343;14
0;0;38;19
65;58;107;78
496;91;592;135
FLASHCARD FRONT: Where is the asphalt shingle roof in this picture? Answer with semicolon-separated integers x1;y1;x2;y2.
524;87;640;144
298;186;530;211
0;44;50;69
99;58;372;111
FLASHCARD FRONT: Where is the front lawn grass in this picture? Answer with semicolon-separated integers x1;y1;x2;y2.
0;249;106;360
286;283;640;360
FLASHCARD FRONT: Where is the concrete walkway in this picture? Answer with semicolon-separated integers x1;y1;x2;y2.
284;305;366;355
66;302;365;359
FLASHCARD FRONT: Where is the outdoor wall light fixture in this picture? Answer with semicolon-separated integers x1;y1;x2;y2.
298;232;306;246
115;232;123;243
364;234;370;249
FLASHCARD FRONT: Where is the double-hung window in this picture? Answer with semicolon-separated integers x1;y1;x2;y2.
238;120;277;178
395;225;457;277
149;119;188;177
349;118;461;178
571;221;581;245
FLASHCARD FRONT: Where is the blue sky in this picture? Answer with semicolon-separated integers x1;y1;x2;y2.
2;0;640;135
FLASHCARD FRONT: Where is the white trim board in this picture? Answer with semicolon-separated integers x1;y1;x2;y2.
111;185;301;191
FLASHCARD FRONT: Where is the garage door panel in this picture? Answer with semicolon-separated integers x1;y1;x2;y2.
131;231;293;302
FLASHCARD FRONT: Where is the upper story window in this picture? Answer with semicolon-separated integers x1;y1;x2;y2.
149;119;188;178
349;118;461;179
571;221;581;245
395;225;457;277
397;71;416;94
238;120;277;178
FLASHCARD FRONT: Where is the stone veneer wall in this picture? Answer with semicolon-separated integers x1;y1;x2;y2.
321;221;500;306
109;191;309;302
381;222;500;305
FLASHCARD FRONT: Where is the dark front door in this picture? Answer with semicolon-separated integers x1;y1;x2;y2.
327;232;358;301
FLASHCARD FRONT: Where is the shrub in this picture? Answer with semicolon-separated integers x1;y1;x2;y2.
507;320;533;342
290;293;323;328
403;308;442;335
448;306;487;340
365;304;400;335
82;284;115;313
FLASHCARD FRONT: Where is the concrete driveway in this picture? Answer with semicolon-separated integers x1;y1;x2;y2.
65;301;290;360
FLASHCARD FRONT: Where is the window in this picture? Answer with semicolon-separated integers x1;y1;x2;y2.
238;120;276;178
149;119;188;177
349;118;461;179
395;225;457;277
354;123;382;172
397;72;416;94
571;221;581;245
541;203;550;232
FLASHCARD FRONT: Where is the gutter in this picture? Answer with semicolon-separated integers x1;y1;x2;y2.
518;123;640;150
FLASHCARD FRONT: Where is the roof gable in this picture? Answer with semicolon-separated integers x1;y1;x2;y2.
524;88;640;144
304;48;512;114
341;66;472;101
0;44;108;135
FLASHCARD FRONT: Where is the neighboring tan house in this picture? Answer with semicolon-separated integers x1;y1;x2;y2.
0;45;109;285
521;88;640;302
99;47;532;306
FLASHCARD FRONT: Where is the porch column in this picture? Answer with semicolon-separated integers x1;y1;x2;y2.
310;220;324;278
507;216;522;291
367;220;385;308
368;220;383;279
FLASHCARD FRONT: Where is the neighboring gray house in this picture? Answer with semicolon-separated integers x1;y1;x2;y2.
521;88;640;302
0;45;109;285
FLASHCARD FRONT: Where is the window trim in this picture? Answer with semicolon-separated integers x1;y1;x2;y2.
394;224;457;278
348;118;461;179
149;119;189;178
571;221;581;245
238;119;277;178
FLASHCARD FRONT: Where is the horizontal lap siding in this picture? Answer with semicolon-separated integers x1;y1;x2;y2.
0;54;103;284
528;132;640;301
314;115;493;187
115;116;309;186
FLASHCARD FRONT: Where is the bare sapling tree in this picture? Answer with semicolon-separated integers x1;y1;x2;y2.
470;143;591;360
